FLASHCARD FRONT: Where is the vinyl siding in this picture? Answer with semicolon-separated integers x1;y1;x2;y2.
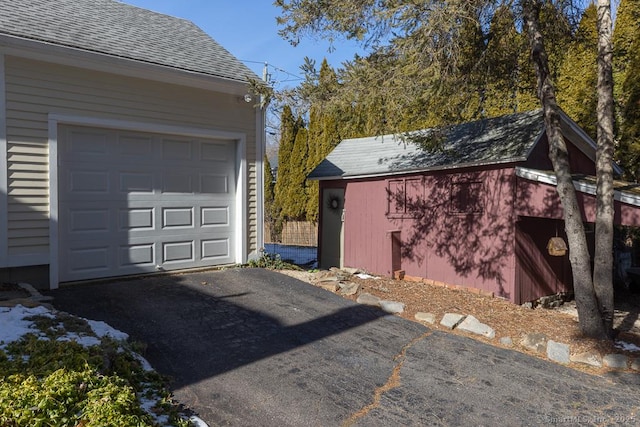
4;55;257;261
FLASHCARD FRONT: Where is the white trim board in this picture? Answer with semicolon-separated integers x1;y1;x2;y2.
48;114;248;289
515;166;640;207
0;54;7;266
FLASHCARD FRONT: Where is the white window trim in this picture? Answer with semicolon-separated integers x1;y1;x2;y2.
48;113;247;289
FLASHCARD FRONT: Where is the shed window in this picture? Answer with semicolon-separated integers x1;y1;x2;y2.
450;181;482;214
388;178;423;218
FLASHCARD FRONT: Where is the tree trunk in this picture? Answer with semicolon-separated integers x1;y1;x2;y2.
522;0;607;339
593;0;616;338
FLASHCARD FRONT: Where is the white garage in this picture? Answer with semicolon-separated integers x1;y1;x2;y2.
56;125;241;282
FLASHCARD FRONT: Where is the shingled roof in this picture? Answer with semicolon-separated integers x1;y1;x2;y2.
0;0;257;82
308;109;547;180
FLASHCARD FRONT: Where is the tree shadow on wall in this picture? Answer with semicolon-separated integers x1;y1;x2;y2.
387;169;565;300
387;171;513;298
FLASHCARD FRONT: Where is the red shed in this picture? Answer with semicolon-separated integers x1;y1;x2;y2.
308;110;640;304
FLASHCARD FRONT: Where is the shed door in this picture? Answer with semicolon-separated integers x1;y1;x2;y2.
58;126;236;282
320;188;344;269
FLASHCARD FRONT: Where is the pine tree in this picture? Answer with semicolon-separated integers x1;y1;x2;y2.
273;105;301;225
263;155;279;240
614;0;640;180
556;4;598;139
283;126;309;220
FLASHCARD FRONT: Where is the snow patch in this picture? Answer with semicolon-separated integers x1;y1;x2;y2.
615;341;640;352
0;305;53;349
86;318;129;341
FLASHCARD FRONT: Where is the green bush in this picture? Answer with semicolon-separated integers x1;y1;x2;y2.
0;314;191;426
246;251;302;270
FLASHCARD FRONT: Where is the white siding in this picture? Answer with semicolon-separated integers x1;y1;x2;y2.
4;56;258;263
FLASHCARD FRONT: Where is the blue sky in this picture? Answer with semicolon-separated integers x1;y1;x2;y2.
120;1;364;90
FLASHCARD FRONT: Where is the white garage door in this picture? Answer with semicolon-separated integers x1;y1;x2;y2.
58;125;237;282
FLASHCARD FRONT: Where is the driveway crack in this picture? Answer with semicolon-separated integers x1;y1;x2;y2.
342;330;434;426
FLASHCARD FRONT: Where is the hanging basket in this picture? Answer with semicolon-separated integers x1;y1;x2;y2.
547;237;568;257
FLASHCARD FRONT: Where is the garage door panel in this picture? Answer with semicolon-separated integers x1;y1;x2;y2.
119;208;155;231
67;170;110;194
117;135;154;158
162;173;194;194
202;238;230;260
162;139;193;161
200;175;228;194
201;207;229;227
201;142;230;162
163;241;195;264
68;208;110;233
119;243;155;267
66;129;109;158
119;172;155;193
59;125;237;282
68;246;110;274
162;207;194;229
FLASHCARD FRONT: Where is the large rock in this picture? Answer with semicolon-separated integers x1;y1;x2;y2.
456;315;495;339
339;282;360;296
356;293;381;307
415;312;436;324
440;313;466;330
379;300;405;314
603;354;628;369
631;358;640;372
520;333;548;353
570;352;602;368
316;278;339;292
546;340;570;365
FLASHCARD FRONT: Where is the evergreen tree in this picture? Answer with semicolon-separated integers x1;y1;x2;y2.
556;4;598;139
614;0;640;180
282;126;309;220
263;155;279;240
273;105;301;225
617;32;640;180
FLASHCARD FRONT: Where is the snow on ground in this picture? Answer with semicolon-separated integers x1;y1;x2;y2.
615;341;640;352
0;305;53;350
0;304;206;427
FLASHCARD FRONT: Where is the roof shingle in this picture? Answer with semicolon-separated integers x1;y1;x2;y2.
308;109;545;180
0;0;258;82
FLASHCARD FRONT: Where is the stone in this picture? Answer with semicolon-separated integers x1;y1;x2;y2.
546;340;570;365
316;279;339;292
440;313;466;330
356;293;381;307
520;333;548;353
603;354;628;370
570;352;603;368
415;312;436;324
338;282;360;296
456;315;496;339
379;300;405;314
500;337;513;347
342;267;361;275
631;358;640;372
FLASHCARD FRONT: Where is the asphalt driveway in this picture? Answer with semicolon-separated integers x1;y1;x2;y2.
48;268;639;426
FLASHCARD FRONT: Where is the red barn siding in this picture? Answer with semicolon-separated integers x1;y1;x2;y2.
339;166;519;301
516;178;640;227
515;217;573;304
524;135;596;175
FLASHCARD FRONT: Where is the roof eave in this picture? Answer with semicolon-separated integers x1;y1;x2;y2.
308;157;527;181
0;33;252;95
516;166;640;207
